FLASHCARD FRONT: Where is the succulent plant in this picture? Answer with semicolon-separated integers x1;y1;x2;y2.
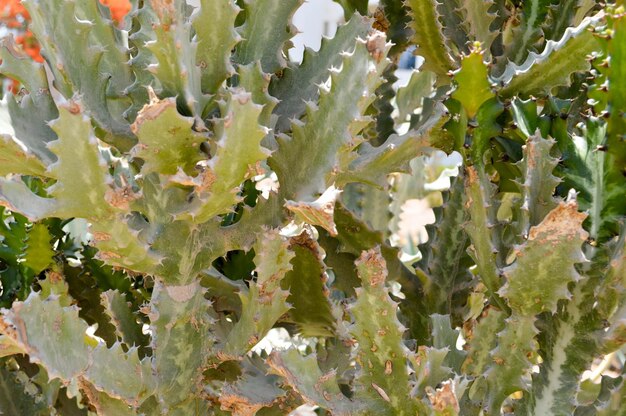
0;0;624;414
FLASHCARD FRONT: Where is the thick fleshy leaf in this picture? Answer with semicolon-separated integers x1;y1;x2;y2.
494;13;602;97
0;134;48;177
516;131;560;235
500;200;588;316
147;280;214;413
282;232;335;337
267;348;361;414
405;0;455;79
459;0;498;52
21;223;55;274
269;15;371;130
131;94;206;176
223;230;293;356
349;248;428;414
185;90;269;223
192;0;241;94
24;0;136;150
270;40;371;201
452;47;494;118
234;0;301;74
47;106;113;219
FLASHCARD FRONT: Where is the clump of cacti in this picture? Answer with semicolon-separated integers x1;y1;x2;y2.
0;0;624;414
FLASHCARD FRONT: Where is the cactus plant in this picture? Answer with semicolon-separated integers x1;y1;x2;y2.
0;0;625;414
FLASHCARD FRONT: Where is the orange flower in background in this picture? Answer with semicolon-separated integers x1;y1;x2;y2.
15;30;42;62
1;0;30;27
100;0;131;24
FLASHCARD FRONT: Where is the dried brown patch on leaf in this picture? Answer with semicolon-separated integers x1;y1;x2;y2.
131;91;175;135
219;391;266;416
526;200;588;246
366;31;388;63
355;247;388;287
285;186;341;236
426;380;460;413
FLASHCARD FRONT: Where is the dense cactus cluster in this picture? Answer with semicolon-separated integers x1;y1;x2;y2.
0;0;624;414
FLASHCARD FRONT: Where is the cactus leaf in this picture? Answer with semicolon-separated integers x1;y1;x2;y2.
495;13;602;97
0;39;58;164
185;90;269;223
459;0;498;52
282;232;335;337
463;308;506;376
21;223;54;274
517;131;560;236
224;230;294;357
238;63;279;128
339;107;444;188
470;98;504;166
269;14;371;130
0;134;48;177
101;290;149;351
405;0;455;80
508;0;552;64
85;343;154;405
219;355;288;415
267;348;361;414
148;280;214;411
500;200;588;316
131;96;206;176
1;292;91;381
23;0;136;150
138;0;207;117
270;40;370;201
425;177;474;320
193;0;241;94
350;247;427;414
285;185;341;236
78;383;136;416
0;358;50;415
485;314;538;412
465;166;506;309
1;292;156;405
234;0;302;74
90;218;160;275
47;106;113;219
452;47;494;119
0;178;57;221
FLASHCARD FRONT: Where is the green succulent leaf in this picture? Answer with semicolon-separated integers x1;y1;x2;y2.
459;0;498;52
500;201;588;316
267;348;360;414
495;13;602;98
234;0;302;74
0;134;48;178
192;0;241;94
148;280;214;413
395;70;435;123
485;314;538;412
47;106;113;220
185;90;269;223
405;0;455;79
282;232;335;337
131;95;207;176
517;131;560;236
452;47;494;119
350;247;426;414
21;223;55;275
269;14;371;130
24;0;136;150
224;230;294;356
270;39;371;201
